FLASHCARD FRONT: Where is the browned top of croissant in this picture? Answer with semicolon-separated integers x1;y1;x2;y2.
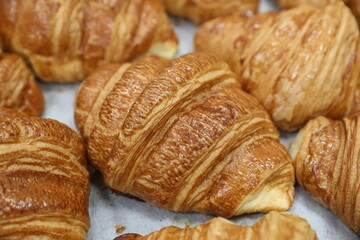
157;0;258;24
0;109;90;240
75;52;294;217
116;212;318;240
290;114;360;235
0;0;178;83
278;0;360;27
195;2;360;131
0;53;44;116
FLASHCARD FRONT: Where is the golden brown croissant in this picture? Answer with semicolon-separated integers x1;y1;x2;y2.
75;52;294;217
115;212;317;240
290;114;360;235
0;0;178;83
278;0;360;26
157;0;258;24
0;53;44;116
195;2;360;131
0;109;90;239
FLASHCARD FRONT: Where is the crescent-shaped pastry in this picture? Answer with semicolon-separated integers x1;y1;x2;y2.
115;212;318;240
0;109;90;239
75;52;294;217
157;0;258;24
0;0;178;83
195;2;360;131
0;53;44;116
290;114;360;235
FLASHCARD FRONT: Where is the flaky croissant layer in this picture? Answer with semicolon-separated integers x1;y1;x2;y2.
115;212;318;240
157;0;258;24
75;52;294;217
278;0;360;28
0;109;90;240
195;2;360;131
0;0;178;82
290;114;360;235
0;53;44;116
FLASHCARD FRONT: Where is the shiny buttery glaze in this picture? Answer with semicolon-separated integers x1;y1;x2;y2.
75;52;294;217
0;0;178;82
157;0;258;24
115;212;317;240
290;114;360;235
0;109;90;240
195;2;360;131
0;53;44;116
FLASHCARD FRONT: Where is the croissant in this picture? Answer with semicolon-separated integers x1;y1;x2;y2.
115;212;317;240
0;53;44;116
278;0;360;26
0;108;90;239
156;0;258;24
0;0;178;83
195;2;360;131
290;114;360;235
75;52;295;217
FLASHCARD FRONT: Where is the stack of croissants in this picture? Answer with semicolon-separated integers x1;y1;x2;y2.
0;0;359;239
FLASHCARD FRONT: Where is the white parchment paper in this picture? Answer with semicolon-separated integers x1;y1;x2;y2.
38;0;359;239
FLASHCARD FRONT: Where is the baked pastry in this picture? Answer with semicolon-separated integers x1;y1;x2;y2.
195;2;360;131
0;109;90;239
278;0;360;26
157;0;258;24
0;53;44;116
115;211;318;240
290;114;360;235
351;82;360;114
0;0;178;83
75;52;295;217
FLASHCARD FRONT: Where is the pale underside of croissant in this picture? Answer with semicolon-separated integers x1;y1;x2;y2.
75;52;294;217
0;109;90;239
0;0;178;83
115;212;318;240
195;2;360;131
278;0;360;26
0;53;44;116
156;0;258;24
290;114;360;235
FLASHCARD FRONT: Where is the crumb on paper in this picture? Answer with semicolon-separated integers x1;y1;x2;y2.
108;203;113;207
172;216;193;228
184;221;192;228
114;224;127;234
56;89;64;93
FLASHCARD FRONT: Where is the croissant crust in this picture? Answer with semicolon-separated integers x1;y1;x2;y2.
115;212;317;240
0;53;44;116
0;0;178;82
195;2;360;131
290;114;360;235
278;0;360;28
0;109;90;240
75;52;294;217
157;0;258;24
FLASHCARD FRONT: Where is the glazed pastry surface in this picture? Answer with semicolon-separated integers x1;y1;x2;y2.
0;53;44;116
115;211;318;240
75;52;294;217
157;0;258;23
195;2;360;131
290;114;360;235
0;0;178;82
0;109;90;239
